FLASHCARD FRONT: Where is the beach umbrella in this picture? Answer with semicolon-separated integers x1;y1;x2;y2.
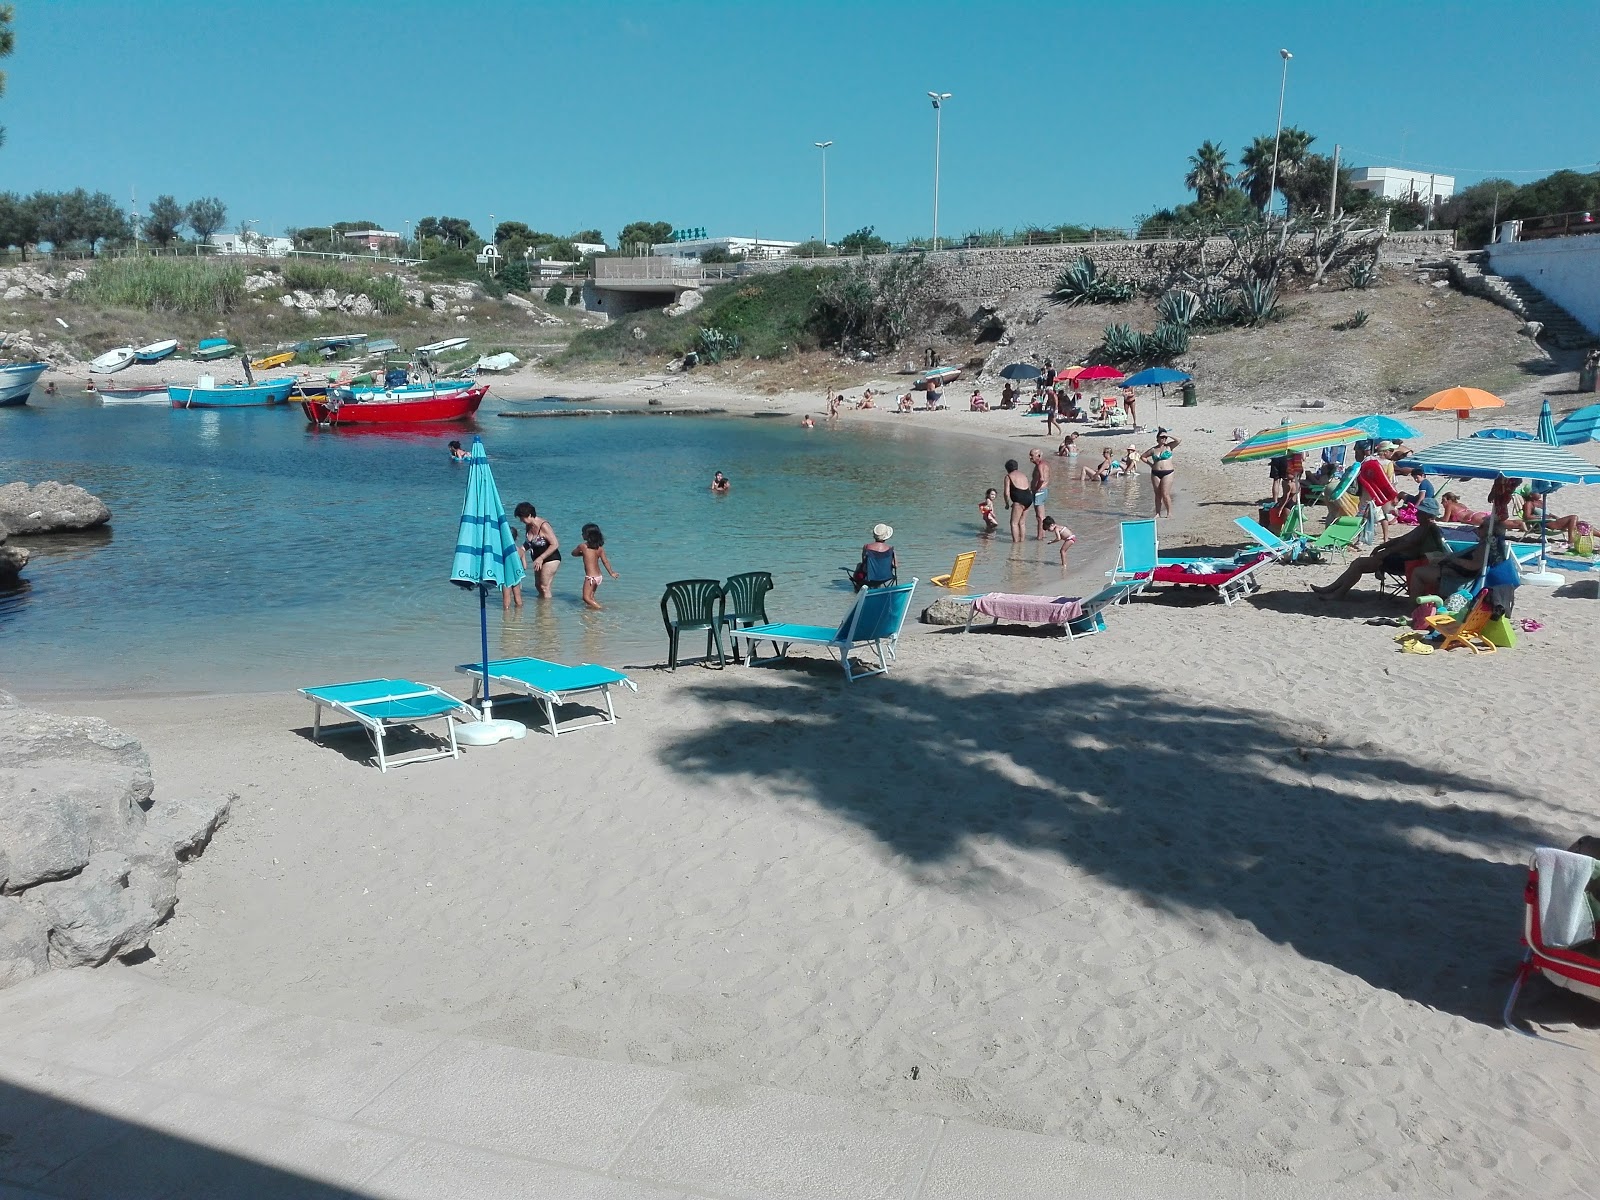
449;436;526;743
998;362;1042;381
1057;366;1086;381
1412;386;1506;436
1121;367;1190;388
1347;413;1421;442
1471;428;1536;440
1554;403;1600;446
1220;420;1365;463
1537;398;1558;446
917;365;961;384
1075;365;1126;381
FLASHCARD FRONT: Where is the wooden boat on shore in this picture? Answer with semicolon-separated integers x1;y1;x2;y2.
0;361;49;406
250;350;295;370
134;338;179;363
193;339;238;362
301;384;488;426
97;382;170;405
169;376;297;408
90;347;136;374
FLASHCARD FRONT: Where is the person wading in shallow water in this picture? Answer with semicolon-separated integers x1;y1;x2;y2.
1001;458;1033;543
1029;448;1051;539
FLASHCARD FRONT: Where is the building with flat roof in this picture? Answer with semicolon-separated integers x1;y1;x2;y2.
651;236;800;261
1349;167;1455;205
342;229;401;250
207;233;293;257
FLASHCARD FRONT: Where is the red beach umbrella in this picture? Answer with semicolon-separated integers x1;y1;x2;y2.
1075;365;1126;381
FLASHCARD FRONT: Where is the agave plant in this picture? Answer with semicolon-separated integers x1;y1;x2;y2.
1054;255;1135;306
1347;259;1379;290
698;326;740;363
1237;278;1279;326
1100;322;1145;363
1146;320;1191;359
1198;292;1238;327
1156;288;1202;328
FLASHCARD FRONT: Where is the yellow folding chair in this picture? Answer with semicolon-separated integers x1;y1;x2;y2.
930;551;976;590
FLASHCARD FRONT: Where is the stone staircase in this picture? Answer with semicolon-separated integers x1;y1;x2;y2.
1446;251;1596;349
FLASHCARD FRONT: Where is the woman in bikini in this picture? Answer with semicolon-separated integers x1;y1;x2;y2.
513;502;562;600
1001;458;1033;544
1080;447;1115;482
1139;430;1180;518
1439;492;1487;526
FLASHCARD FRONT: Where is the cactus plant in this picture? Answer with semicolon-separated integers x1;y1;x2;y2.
1100;322;1145;363
1347;259;1379;290
1156;289;1202;327
1054;255;1135;306
1237;278;1279;326
1146;320;1191;359
698;326;740;363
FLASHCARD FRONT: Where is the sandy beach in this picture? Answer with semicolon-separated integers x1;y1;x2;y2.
18;361;1600;1197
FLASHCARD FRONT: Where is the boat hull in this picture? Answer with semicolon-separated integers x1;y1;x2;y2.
134;339;179;363
192;344;239;362
251;352;295;370
302;385;488;426
169;378;297;407
98;383;170;404
0;362;49;406
90;348;136;374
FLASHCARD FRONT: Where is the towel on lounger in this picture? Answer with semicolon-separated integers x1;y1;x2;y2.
1534;848;1598;948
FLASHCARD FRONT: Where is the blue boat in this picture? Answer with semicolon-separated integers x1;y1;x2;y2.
0;361;49;407
168;376;297;408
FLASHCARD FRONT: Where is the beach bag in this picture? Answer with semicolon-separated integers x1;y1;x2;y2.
1575;527;1595;557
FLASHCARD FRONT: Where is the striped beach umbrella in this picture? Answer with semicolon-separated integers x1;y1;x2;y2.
1397;435;1600;485
450;437;525;725
1220;420;1365;463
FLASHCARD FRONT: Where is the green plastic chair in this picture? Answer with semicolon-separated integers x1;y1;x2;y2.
1311;515;1365;557
660;579;727;670
720;571;775;662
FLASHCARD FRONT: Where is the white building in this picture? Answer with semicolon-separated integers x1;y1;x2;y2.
1349;167;1456;206
651;236;801;261
572;241;608;256
207;233;293;257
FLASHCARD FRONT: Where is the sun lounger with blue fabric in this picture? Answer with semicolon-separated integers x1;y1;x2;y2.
1234;515;1306;563
1108;518;1158;581
456;657;638;737
300;678;474;772
731;580;917;682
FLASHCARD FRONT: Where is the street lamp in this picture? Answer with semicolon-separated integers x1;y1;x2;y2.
813;141;832;250
927;93;951;250
1265;49;1293;221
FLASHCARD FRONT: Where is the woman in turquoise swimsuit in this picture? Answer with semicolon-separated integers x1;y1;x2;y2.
1139;430;1180;518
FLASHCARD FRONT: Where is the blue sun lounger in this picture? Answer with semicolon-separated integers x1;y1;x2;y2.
300;678;474;772
731;580;918;682
455;657;638;737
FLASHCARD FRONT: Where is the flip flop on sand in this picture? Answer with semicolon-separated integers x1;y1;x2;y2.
1519;619;1544;632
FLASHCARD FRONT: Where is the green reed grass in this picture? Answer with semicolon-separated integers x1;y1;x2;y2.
70;258;247;316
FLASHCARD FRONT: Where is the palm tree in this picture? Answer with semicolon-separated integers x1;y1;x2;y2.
1237;127;1315;212
1184;142;1232;206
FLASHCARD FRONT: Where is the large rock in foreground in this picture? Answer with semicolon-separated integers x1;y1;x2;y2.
0;523;27;586
0;481;112;534
0;692;230;980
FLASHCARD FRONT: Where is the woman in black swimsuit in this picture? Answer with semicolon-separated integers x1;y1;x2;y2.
513;501;562;599
1001;458;1033;544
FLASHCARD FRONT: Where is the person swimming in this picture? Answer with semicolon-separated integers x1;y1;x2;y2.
711;471;731;494
447;439;469;461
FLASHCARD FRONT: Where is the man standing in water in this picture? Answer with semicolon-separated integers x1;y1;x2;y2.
1029;448;1051;539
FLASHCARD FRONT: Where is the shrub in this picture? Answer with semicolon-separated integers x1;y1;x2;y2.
545;283;568;305
1053;255;1134;306
1347;259;1379;290
568;286;582;306
1335;309;1370;331
499;258;531;292
69;257;245;315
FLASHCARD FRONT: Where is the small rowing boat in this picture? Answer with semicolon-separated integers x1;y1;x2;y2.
169;375;297;407
193;338;239;362
250;350;295;370
134;338;179;363
90;347;136;374
97;383;171;405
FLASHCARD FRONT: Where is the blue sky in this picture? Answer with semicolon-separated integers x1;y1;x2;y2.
6;1;1598;245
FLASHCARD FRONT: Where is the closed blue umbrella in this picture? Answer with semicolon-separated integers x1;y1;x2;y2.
1121;367;1191;387
1537;398;1558;446
1347;413;1420;442
1554;403;1600;446
450;436;525;731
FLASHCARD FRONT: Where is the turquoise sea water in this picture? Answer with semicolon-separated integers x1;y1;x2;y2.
0;397;1155;696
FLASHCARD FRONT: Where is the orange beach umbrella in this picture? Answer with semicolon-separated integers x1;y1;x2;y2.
1412;386;1506;436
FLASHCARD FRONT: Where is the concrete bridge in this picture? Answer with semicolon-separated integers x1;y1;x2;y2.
588;257;702;318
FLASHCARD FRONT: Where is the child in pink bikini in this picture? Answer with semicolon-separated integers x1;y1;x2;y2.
577;523;619;610
1041;516;1077;568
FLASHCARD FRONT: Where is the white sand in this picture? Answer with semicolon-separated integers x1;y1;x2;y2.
24;363;1600;1196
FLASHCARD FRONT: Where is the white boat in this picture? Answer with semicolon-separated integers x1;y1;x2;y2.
416;337;470;355
96;383;170;405
89;347;136;374
0;361;49;406
474;352;520;373
134;338;179;363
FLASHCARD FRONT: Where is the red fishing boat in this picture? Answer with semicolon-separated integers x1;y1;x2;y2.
301;384;489;426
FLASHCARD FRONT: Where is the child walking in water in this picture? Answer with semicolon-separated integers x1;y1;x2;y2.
978;487;999;532
577;523;619;610
1041;516;1077;568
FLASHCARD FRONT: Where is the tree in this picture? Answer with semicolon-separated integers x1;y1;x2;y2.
541;238;578;262
699;246;744;264
0;190;36;257
185;197;227;243
436;216;477;247
79;190;130;253
143;194;186;245
1137;188;1256;237
415;216;443;241
1237;127;1314;212
0;4;13;149
331;219;380;232
839;225;890;255
1436;178;1517;249
1184;141;1232;206
1507;169;1600;222
1278;153;1358;219
572;229;604;245
499;257;531;291
617;220;672;249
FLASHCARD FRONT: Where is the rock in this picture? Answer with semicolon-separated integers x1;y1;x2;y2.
244;273;277;294
0;541;27;584
1521;321;1545;340
24;852;161;967
134;793;232;865
2;287;23;301
279;294;297;308
0;898;49;988
920;597;974;626
0;481;111;534
351;294;374;318
429;295;448;312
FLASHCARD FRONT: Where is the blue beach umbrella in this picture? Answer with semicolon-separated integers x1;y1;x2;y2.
1347;413;1420;442
999;362;1043;381
1121;367;1191;388
1554;403;1600;446
450;436;525;727
1536;398;1558;446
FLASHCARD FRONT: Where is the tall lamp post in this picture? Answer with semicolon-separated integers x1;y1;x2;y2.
813;140;832;250
927;92;951;250
1265;49;1293;220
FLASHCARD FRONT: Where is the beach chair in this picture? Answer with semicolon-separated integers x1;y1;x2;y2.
1425;591;1497;653
1504;847;1600;1035
1310;515;1364;558
930;551;976;590
1108;519;1158;581
661;579;728;670
1234;515;1305;563
455;657;637;737
1094;396;1124;427
731;580;917;682
299;678;473;772
1146;553;1271;605
840;547;897;591
964;578;1144;638
719;571;776;662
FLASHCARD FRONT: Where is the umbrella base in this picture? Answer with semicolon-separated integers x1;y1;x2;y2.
456;719;527;746
1522;569;1565;588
